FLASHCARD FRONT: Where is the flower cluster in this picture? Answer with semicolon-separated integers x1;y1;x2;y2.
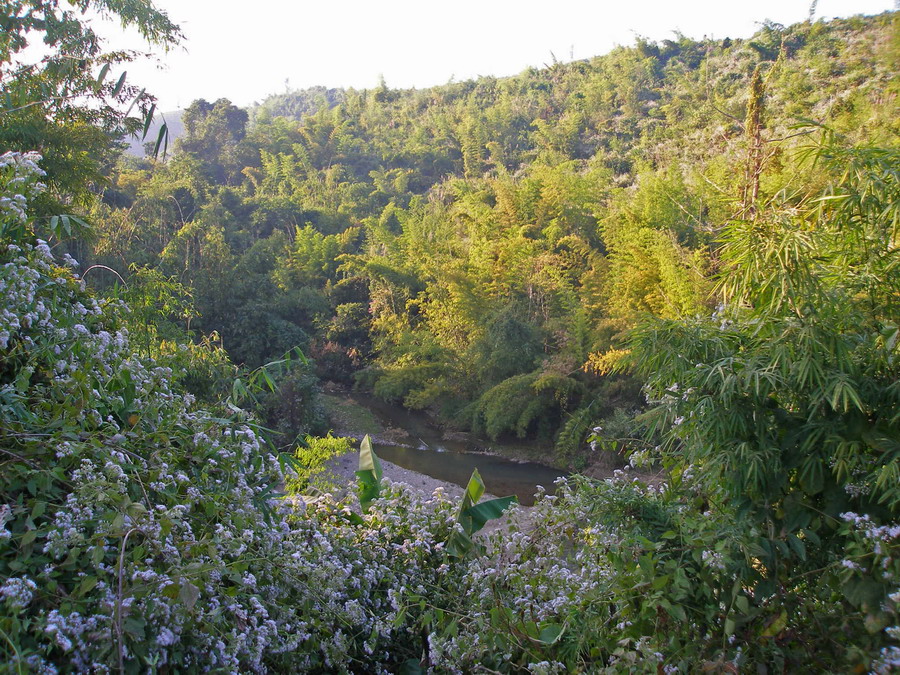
0;151;45;224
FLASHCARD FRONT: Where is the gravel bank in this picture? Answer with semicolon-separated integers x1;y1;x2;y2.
324;451;469;500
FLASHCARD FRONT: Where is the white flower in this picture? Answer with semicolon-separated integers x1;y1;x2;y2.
0;576;37;609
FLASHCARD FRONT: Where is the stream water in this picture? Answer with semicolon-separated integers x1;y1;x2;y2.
350;394;566;506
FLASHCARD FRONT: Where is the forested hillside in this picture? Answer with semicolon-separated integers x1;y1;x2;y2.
79;13;898;466
1;3;899;671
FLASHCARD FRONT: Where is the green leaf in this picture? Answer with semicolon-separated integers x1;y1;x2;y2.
843;578;884;609
77;576;98;597
95;63;110;91
356;470;380;512
20;529;37;549
179;581;200;610
397;659;423;675
358;435;382;482
760;610;787;638
537;623;565;645
112;71;127;98
260;368;276;393
30;501;47;519
651;574;671;590
463;469;486;506
152;122;169;158
123;617;146;639
665;603;687;622
142;103;156;138
446;529;474;558
356;438;383;512
786;534;806;561
462;496;516;536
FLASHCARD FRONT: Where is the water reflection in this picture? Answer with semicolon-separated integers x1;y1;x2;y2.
374;442;566;506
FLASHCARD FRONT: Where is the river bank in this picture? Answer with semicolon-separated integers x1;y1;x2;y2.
324;449;470;500
320;387;573;505
321;386;571;466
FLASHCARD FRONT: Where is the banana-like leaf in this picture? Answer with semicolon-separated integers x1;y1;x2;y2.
447;469;517;557
464;496;517;536
356;435;382;512
358;435;382;481
446;529;475;558
455;469;485;533
537;623;565;645
463;469;486;505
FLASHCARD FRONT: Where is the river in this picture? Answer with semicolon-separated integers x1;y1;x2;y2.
345;393;567;506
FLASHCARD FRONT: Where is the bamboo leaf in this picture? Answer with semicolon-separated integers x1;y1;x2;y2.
142;103;156;138
152;122;169;159
112;71;127;98
94;63;110;93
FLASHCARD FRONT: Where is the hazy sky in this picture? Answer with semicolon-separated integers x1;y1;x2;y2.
100;0;896;111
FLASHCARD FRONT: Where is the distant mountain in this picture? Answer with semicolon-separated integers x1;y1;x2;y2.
123;109;185;157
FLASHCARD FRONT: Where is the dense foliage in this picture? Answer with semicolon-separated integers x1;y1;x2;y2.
72;12;899;467
0;0;180;210
1;5;899;672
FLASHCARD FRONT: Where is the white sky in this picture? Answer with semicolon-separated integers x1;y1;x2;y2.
98;0;896;111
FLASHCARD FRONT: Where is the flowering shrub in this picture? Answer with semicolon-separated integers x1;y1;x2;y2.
625;139;900;669
1;149;896;672
0;151;475;672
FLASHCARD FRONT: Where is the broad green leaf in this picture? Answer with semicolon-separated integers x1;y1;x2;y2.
19;529;37;549
464;469;486;506
355;469;380;512
446;529;474;558
77;576;98;597
358;435;382;482
665;603;687;622
537;623;565;645
356;437;383;512
760;610;787;638
463;496;516;536
30;501;46;519
651;574;671;590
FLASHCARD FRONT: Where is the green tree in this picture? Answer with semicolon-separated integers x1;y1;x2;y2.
0;0;181;207
177;98;251;185
630;135;900;607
